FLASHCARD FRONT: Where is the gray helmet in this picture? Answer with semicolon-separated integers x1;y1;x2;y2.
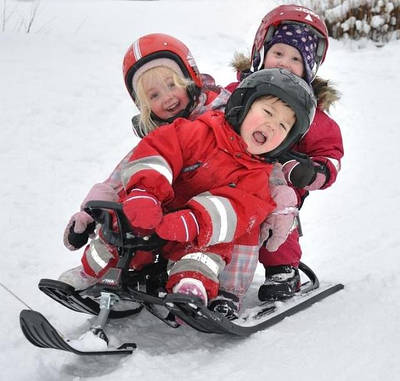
225;68;316;159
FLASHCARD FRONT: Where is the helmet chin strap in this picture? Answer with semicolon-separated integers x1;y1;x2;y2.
150;96;196;125
309;61;321;83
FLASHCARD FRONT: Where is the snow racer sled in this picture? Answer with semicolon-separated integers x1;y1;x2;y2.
19;200;344;355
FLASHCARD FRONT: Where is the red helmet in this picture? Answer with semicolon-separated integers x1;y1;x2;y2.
123;33;202;103
251;5;329;76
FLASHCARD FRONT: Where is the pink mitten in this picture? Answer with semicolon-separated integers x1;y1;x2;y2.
260;184;298;252
81;183;119;208
156;209;199;242
63;183;119;251
122;189;163;229
63;211;95;250
269;162;287;186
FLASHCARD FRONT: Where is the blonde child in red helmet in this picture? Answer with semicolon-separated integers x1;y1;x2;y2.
223;4;344;302
61;34;230;287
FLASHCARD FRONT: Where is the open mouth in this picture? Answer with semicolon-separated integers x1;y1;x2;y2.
166;102;180;113
252;131;267;144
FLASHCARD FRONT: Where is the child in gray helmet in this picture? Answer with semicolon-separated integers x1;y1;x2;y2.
60;68;316;320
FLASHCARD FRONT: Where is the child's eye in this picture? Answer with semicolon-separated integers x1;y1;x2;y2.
149;92;159;100
280;123;288;131
167;81;176;89
263;108;272;116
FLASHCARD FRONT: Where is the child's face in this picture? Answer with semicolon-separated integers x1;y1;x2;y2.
141;69;190;120
263;43;305;79
240;96;295;156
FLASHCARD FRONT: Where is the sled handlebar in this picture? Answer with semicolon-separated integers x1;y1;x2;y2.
84;200;165;250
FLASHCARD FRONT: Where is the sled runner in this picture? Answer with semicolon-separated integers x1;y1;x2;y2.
19;201;344;355
20;309;136;355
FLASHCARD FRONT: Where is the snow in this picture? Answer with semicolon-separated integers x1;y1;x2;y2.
1;0;400;380
371;14;385;27
67;330;109;352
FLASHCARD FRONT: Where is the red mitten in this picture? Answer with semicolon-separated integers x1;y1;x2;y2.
156;209;199;242
122;188;162;229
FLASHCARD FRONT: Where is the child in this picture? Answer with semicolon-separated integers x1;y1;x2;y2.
225;4;344;301
60;32;296;317
64;68;317;319
62;34;230;268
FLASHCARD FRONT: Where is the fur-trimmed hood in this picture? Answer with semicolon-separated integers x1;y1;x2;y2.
230;52;340;113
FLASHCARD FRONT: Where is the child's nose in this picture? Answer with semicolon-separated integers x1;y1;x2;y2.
162;90;175;103
267;121;278;132
278;60;290;69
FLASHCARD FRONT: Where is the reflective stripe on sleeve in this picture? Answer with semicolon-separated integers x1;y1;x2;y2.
84;238;114;275
311;156;341;173
121;155;173;188
192;192;237;246
327;157;341;172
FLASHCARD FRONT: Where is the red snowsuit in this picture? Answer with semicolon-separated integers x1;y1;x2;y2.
122;111;275;298
104;89;229;194
225;80;344;268
84;111;276;299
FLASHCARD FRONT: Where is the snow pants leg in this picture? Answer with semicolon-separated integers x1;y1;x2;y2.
81;235;154;278
259;228;302;269
218;244;259;303
166;252;226;300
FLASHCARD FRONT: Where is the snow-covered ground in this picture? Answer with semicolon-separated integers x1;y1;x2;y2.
1;0;399;380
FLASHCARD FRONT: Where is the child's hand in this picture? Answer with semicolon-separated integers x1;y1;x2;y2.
63;211;96;251
156;209;199;242
261;208;298;252
81;183;119;208
260;184;298;252
122;189;163;229
279;151;318;188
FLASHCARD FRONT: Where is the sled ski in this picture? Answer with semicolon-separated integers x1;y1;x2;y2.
19;200;344;355
159;261;344;335
20;309;136;355
162;281;344;335
38;278;143;318
19;280;343;355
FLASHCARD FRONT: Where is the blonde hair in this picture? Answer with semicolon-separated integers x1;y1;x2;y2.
135;66;192;135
